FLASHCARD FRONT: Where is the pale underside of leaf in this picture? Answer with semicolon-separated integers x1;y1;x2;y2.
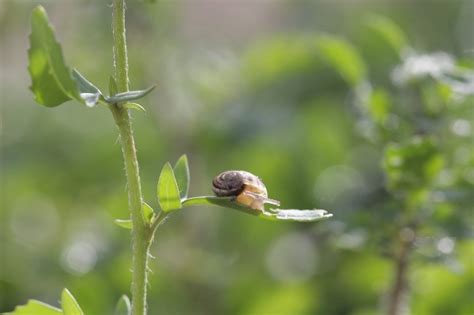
71;69;103;107
114;295;131;315
182;196;333;222
106;86;155;104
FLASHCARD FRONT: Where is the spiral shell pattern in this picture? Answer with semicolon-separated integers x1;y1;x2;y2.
212;171;245;197
212;170;266;197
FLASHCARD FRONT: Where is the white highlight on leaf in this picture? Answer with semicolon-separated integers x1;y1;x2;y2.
272;209;332;221
79;92;100;107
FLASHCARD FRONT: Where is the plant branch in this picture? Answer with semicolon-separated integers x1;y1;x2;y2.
111;1;150;315
386;226;416;315
150;212;170;235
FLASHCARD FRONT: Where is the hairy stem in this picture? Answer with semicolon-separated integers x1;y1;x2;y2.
111;1;150;314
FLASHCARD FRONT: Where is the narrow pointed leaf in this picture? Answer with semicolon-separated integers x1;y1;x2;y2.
72;69;102;107
115;219;132;229
28;5;79;107
181;196;333;222
173;154;190;199
114;295;131;315
5;300;62;315
61;289;84;315
124;102;146;112
106;86;155;104
109;76;118;96
157;162;182;212
142;202;155;223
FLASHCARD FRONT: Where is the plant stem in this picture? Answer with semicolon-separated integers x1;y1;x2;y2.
112;0;129;92
111;1;150;314
386;226;415;315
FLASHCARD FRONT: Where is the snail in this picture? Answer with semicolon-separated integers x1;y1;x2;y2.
212;170;280;211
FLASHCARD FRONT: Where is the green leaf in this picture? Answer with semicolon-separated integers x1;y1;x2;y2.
369;88;391;124
157;162;182;212
106;86;155;104
269;209;333;221
182;196;261;216
173;154;190;199
61;289;84;315
242;36;321;88
114;295;131;315
109;76;118;96
365;15;407;53
28;5;79;107
383;137;444;192
181;196;333;222
5;300;62;315
316;35;366;86
123;102;146;112
142;202;155;223
72;69;102;107
115;219;132;229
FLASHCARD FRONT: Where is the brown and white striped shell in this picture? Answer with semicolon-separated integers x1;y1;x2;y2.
212;170;277;211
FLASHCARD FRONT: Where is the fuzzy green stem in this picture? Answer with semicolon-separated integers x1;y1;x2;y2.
111;1;150;315
112;0;129;92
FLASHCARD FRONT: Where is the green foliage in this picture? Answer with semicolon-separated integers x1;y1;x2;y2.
28;6;79;106
28;5;154;109
365;14;407;53
104;86;155;104
71;69;102;107
173;155;190;199
114;202;154;229
153;157;333;221
61;289;84;315
182;196;332;222
244;284;314;315
142;202;155;223
6;1;472;314
368;88;391;124
5;300;62;315
123;102;146;112
114;296;131;315
156;162;182;212
383;137;444;192
316;35;367;86
114;219;133;229
6;289;84;315
242;35;366;88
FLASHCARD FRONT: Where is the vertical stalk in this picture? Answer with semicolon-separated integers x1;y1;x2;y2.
111;1;150;314
386;227;415;315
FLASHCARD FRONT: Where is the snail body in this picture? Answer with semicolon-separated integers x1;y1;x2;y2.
212;170;280;211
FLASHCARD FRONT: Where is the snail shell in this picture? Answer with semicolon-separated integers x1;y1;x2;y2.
212;170;279;211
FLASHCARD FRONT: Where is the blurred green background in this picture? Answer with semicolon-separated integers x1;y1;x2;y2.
1;0;473;314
